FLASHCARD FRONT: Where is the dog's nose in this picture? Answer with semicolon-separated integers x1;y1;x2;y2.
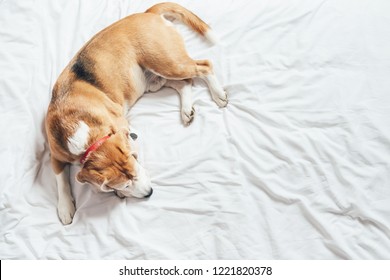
144;188;153;198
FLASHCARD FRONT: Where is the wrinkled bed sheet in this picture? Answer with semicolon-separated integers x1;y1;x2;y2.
1;0;390;259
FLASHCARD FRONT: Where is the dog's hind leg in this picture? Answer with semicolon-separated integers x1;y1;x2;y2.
165;79;194;125
144;70;167;92
198;73;228;108
139;30;227;108
143;56;227;108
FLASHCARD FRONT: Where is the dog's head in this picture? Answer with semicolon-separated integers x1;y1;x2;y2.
76;130;153;198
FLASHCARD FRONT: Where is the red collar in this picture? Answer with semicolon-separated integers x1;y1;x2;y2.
80;135;111;164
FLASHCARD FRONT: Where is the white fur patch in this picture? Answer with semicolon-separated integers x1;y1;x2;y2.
130;65;147;96
56;167;75;225
205;30;219;45
67;121;90;155
200;74;228;108
201;74;223;95
130;161;152;198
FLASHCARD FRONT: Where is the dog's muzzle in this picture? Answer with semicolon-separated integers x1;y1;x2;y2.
115;161;152;199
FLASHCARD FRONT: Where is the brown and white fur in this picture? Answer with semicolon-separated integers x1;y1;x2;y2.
45;2;228;224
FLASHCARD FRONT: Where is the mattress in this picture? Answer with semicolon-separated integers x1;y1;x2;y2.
1;0;390;259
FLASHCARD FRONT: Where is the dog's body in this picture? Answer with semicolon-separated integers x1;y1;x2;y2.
46;2;227;224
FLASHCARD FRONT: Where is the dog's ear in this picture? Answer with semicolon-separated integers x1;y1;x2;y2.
76;170;88;183
76;168;91;184
76;168;104;185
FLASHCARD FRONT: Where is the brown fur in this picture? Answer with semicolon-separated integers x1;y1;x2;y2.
45;3;223;226
46;3;214;176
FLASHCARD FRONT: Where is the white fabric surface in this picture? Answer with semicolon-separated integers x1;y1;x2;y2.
1;0;390;259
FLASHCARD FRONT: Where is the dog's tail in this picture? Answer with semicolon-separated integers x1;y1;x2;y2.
145;2;218;44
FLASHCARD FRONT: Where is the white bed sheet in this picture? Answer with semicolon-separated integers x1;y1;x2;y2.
1;0;390;259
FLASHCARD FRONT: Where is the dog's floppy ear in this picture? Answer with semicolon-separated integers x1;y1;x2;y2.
76;168;105;185
76;170;88;183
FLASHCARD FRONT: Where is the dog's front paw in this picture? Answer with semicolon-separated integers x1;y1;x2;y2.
58;199;75;225
181;106;195;126
212;90;228;108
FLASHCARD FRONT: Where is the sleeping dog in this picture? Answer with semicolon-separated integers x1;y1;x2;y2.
45;2;227;224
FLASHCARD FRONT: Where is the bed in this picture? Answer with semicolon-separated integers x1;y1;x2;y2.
1;0;390;259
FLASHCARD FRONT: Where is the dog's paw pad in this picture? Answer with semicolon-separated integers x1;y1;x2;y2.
212;90;228;108
181;107;195;126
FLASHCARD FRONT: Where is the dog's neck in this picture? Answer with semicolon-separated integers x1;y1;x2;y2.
79;134;112;164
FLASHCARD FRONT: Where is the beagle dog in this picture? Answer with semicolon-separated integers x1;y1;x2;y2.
45;2;228;224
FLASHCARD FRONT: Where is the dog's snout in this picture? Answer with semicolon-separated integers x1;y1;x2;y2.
144;188;153;198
